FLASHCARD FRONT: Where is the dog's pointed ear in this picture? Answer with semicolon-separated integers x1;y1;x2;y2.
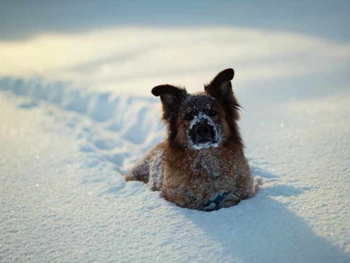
205;68;234;99
152;85;187;121
205;68;240;122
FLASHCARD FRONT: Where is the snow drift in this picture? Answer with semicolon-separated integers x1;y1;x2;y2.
0;77;349;262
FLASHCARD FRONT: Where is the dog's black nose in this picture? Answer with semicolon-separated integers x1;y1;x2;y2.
189;122;216;145
195;125;210;137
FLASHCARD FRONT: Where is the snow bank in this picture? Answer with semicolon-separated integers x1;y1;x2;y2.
0;77;164;172
0;77;349;262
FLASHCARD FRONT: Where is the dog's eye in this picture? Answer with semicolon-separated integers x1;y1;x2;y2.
184;113;193;121
208;110;218;117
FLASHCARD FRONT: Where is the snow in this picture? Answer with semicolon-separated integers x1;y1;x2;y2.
1;27;350;95
0;75;349;262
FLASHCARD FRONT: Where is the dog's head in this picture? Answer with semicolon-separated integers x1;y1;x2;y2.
152;68;242;150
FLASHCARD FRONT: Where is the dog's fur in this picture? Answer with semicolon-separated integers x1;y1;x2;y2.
125;68;256;211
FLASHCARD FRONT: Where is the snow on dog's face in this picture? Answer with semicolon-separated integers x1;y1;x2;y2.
179;95;223;150
152;68;243;149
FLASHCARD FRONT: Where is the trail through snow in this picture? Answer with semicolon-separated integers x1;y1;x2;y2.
0;78;349;262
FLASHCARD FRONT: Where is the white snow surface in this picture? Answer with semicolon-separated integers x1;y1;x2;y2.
0;79;350;263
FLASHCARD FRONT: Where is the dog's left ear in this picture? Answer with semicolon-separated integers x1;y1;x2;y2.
205;68;240;121
205;68;235;99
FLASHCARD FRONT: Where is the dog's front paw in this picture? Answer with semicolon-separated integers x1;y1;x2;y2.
203;192;229;211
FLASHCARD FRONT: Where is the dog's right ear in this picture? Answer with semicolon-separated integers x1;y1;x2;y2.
205;68;235;100
152;85;187;121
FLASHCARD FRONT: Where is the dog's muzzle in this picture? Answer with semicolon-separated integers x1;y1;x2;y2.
189;121;216;145
188;112;221;150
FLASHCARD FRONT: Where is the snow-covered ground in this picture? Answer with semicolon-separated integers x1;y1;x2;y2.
0;73;349;262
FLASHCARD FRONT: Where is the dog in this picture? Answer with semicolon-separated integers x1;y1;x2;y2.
125;68;256;211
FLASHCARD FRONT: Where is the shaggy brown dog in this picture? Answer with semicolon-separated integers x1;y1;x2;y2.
125;68;256;211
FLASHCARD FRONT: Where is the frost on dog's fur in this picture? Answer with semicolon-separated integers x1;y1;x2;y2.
125;68;256;211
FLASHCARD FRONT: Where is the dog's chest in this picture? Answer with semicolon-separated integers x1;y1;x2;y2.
160;147;251;210
191;153;223;178
164;149;240;189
